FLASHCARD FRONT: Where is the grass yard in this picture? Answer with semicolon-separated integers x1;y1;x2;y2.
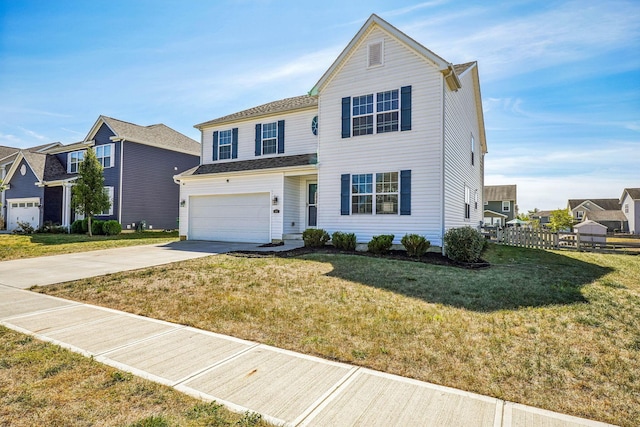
35;244;640;426
0;327;268;426
0;231;179;261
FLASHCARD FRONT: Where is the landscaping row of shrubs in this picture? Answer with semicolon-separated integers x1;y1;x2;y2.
70;219;122;235
301;226;486;263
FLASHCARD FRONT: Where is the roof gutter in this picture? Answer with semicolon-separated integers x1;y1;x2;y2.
442;64;462;91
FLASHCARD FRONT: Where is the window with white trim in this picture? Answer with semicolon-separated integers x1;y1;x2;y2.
625;204;629;213
502;201;510;212
262;122;277;155
474;189;478;210
351;174;373;214
376;90;399;133
95;144;114;168
375;172;398;214
465;186;471;219
577;210;584;220
68;150;85;173
218;130;232;160
97;186;114;216
352;90;401;136
352;95;374;136
471;134;475;166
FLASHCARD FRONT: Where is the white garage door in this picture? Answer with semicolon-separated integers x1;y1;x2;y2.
189;193;271;243
7;199;41;231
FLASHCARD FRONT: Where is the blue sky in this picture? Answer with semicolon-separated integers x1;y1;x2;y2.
1;0;638;212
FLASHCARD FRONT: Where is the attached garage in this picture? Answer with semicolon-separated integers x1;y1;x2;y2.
7;198;41;231
189;193;271;243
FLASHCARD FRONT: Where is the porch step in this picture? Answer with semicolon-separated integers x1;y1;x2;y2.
283;233;303;240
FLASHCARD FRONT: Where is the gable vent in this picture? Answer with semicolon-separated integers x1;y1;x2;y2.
368;41;383;67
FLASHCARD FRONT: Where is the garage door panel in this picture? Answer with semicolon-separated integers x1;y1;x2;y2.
189;193;270;243
7;199;41;231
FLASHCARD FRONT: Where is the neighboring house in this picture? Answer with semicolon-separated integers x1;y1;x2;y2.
2;116;200;231
483;185;517;226
566;198;627;232
175;14;487;246
582;210;627;233
530;210;553;227
620;188;640;234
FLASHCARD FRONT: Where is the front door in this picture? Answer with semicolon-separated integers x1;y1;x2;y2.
307;182;317;227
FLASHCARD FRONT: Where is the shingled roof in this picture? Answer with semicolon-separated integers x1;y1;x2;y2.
453;62;476;75
583;210;628;222
484;185;517;201
0;145;20;163
179;153;317;177
19;150;75;183
621;188;640;201
568;199;621;211
96;116;200;155
194;95;318;129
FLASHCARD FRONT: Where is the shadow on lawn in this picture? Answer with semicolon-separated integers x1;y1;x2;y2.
301;246;613;312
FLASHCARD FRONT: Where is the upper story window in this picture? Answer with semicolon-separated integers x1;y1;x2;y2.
95;144;113;168
255;120;284;156
376;90;399;133
474;189;478;210
471;134;475;166
218;130;232;160
502;201;510;212
577;210;584;220
624;204;629;213
68;151;84;173
342;86;411;138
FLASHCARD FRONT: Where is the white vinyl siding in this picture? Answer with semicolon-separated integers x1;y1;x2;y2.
200;109;317;164
317;26;444;245
443;67;484;231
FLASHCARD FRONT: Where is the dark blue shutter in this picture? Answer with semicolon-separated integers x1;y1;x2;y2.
255;124;262;156
231;128;238;159
341;174;350;215
341;97;351;138
400;170;411;215
400;86;412;131
212;131;218;161
277;120;285;154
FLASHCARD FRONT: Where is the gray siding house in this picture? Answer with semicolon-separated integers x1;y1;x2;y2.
567;198;627;233
2;116;200;231
620;188;640;234
483;185;517;226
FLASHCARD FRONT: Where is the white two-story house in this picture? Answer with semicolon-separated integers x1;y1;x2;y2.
176;14;487;247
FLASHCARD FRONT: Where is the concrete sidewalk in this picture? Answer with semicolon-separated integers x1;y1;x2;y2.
0;284;615;427
0;239;303;289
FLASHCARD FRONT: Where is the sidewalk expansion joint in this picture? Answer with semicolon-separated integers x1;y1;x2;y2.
0;301;83;322
96;324;188;357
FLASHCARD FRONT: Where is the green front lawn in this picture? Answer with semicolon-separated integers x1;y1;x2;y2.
34;244;640;426
0;231;179;261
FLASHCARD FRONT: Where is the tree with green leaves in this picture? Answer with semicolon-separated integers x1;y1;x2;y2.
549;208;574;232
71;149;110;236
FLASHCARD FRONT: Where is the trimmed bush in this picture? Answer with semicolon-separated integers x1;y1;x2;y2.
331;231;356;251
368;234;394;254
302;228;330;248
443;227;485;263
401;234;430;257
70;220;84;234
91;219;105;236
103;220;122;236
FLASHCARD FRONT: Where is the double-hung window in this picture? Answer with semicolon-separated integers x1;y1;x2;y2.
97;186;114;216
502;201;510;212
474;189;478;210
376;172;398;214
95;144;113;168
376;90;399;133
471;135;475;166
218;130;232;160
262;122;277;155
465;186;471;219
68;151;85;173
352;95;374;136
351;174;373;214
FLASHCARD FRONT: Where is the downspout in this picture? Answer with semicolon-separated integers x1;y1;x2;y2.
119;140;124;224
441;69;446;254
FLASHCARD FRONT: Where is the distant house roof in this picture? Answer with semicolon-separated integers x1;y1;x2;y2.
484;185;517;201
568;199;621;211
530;210;554;218
194;95;318;129
178;153;318;178
621;188;640;201
583;210;628;222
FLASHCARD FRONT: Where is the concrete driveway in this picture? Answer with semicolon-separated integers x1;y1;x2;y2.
0;240;302;289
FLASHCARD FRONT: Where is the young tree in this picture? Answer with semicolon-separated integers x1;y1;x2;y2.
71;149;110;236
549;208;574;232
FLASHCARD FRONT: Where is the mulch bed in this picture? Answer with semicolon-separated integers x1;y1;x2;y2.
231;246;490;269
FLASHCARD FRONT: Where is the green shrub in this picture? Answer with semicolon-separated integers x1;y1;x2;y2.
12;221;35;234
103;220;122;236
302;228;330;248
91;219;105;236
331;231;357;251
401;234;430;257
70;220;84;234
443;227;485;263
368;234;394;254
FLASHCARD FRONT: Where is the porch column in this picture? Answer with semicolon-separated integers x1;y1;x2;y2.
62;183;72;228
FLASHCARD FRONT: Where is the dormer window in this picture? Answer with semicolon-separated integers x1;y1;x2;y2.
368;40;383;67
68;150;85;173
